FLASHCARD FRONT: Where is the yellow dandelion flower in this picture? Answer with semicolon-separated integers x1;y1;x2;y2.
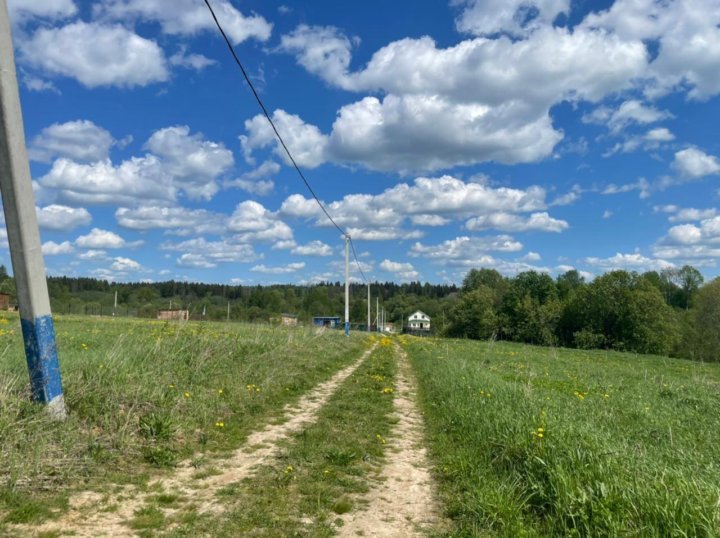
184;392;191;398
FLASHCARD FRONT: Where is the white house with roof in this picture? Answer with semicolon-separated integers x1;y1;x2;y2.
408;310;431;331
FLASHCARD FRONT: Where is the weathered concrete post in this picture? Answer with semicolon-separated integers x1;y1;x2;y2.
0;0;67;419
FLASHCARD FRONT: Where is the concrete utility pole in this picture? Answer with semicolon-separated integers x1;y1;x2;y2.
376;297;379;333
367;282;370;332
344;235;350;337
0;0;66;419
113;290;117;317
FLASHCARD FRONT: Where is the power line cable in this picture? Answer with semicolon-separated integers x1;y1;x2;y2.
203;0;368;284
349;237;368;283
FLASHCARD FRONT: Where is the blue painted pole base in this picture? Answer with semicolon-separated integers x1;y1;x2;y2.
20;315;67;419
344;321;350;337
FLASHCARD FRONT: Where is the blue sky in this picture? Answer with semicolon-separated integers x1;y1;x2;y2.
2;0;720;285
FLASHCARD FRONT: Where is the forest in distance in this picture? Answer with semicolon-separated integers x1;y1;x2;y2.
0;263;717;362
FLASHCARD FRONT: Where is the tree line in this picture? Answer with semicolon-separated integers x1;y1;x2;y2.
1;263;717;360
445;266;719;361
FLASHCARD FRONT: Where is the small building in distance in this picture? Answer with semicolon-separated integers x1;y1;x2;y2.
383;322;395;333
408;310;431;331
281;313;298;326
0;293;12;311
157;309;189;321
312;316;341;328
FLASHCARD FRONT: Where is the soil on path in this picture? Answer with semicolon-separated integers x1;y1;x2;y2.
12;344;377;538
338;343;444;537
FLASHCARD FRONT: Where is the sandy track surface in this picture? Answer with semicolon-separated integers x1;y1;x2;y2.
13;343;377;538
339;343;443;537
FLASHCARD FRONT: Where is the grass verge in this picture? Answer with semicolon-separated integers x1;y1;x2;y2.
404;337;720;537
0;313;366;528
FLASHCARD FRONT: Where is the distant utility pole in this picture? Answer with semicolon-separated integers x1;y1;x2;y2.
0;0;66;419
367;282;370;332
376;297;379;333
113;290;117;317
344;235;350;337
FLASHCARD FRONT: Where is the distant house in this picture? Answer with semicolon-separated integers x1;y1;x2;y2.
0;293;11;311
312;316;341;328
157;309;189;321
281;313;298;326
408;310;431;331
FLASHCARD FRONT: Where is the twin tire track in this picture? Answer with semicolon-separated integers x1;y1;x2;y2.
15;340;442;537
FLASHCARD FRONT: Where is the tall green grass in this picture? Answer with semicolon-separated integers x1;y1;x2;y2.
404;337;720;537
0;313;365;525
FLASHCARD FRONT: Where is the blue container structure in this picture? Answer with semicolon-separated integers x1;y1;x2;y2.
312;316;341;328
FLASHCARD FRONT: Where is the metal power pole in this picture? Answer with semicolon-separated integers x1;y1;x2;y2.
344;235;350;336
0;0;66;419
367;282;370;332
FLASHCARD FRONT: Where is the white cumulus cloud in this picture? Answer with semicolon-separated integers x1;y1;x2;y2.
292;241;333;256
672;147;720;178
19;22;169;88
75;228;141;249
251;262;305;274
95;0;272;44
41;240;74;255
36;204;91;231
29;120;115;163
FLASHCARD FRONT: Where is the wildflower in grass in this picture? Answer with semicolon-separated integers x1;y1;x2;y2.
184;392;191;398
217;389;224;395
531;427;545;439
215;421;225;428
285;465;294;474
574;390;587;400
81;343;88;350
168;384;175;389
371;374;385;382
382;387;394;394
376;434;386;444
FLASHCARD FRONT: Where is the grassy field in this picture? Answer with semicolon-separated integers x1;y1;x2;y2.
0;312;366;528
3;312;720;537
404;337;720;537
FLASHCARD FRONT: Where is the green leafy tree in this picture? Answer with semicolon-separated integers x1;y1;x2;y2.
445;285;498;340
561;271;677;354
677;265;703;309
685;278;720;361
500;271;559;345
557;269;585;300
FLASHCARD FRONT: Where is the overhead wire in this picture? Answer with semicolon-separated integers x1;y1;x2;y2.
202;0;369;284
